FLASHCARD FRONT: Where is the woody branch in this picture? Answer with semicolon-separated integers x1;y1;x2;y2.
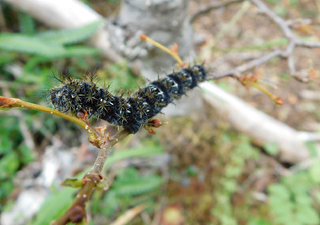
206;0;320;81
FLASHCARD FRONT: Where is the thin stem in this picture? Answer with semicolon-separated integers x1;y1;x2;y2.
140;34;185;66
248;81;283;105
52;130;130;225
190;0;244;23
0;96;87;130
91;129;130;173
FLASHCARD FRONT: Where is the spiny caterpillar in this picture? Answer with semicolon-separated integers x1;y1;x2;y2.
49;64;206;133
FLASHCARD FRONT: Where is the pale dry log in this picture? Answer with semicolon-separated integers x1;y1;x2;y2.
3;0;100;28
200;82;319;163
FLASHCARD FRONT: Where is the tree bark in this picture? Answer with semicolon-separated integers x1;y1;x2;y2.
108;0;203;116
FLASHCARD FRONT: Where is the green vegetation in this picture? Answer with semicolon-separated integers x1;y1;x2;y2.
0;117;34;203
212;134;261;225
30;144;164;224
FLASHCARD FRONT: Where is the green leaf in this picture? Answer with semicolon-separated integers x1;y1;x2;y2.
0;33;66;57
19;144;34;164
37;20;103;45
116;167;139;182
220;214;237;225
271;202;294;224
23;46;100;70
0;151;20;179
269;196;293;213
101;191;119;216
104;145;164;168
220;178;238;193
186;165;198;176
265;0;277;4
0;181;14;199
289;0;298;6
113;175;163;196
296;205;320;224
314;189;320;203
275;215;299;225
0;137;12;154
295;193;313;206
249;219;272;225
221;133;233;143
234;137;259;159
268;183;290;200
31;187;76;225
61;46;101;56
0;51;16;66
225;165;242;178
305;141;318;157
19;12;35;35
60;178;82;188
263;142;279;155
290;183;310;195
309;160;320;183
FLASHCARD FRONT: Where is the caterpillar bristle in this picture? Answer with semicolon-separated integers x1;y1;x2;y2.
51;72;64;84
49;64;207;133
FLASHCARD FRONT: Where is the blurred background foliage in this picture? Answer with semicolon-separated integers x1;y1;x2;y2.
0;0;320;224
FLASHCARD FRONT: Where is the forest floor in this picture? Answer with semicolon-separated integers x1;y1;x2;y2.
153;0;320;224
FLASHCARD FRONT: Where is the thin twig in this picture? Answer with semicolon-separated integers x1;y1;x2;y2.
250;0;320;79
205;0;320;81
110;203;148;225
0;96;88;130
190;0;244;23
91;129;131;173
207;49;282;79
141;34;185;67
52;130;130;225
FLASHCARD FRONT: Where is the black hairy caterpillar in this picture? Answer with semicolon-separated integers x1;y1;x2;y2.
49;64;206;133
